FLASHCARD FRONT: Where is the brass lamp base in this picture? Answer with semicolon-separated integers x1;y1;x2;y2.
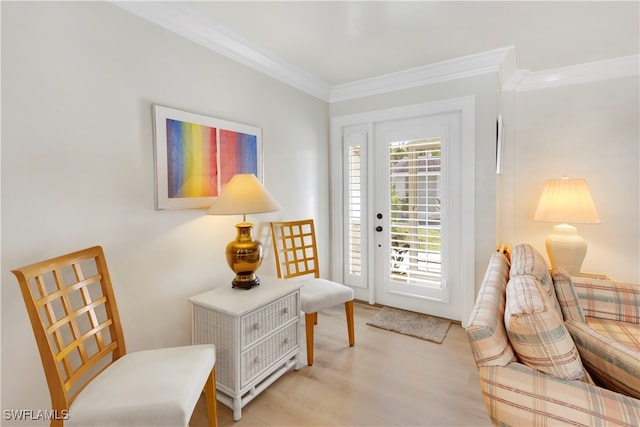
226;222;263;290
231;274;261;289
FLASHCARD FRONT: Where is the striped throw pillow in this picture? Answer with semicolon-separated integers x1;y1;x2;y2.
511;244;562;318
505;275;589;381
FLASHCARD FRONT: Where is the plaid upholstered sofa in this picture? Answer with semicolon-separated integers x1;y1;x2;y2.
466;244;640;426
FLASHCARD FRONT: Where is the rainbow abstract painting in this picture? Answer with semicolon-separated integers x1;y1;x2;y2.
166;119;218;199
154;105;261;210
219;129;258;185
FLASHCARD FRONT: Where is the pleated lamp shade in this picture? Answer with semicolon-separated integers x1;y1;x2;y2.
534;177;600;224
534;177;600;275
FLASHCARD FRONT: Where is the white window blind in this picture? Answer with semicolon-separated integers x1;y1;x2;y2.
388;138;442;286
343;132;367;288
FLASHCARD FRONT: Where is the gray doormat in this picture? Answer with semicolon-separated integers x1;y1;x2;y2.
367;306;452;344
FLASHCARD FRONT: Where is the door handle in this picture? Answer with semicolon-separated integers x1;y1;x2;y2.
376;226;383;232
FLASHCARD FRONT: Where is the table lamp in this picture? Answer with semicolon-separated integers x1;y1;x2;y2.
533;176;600;275
207;174;281;289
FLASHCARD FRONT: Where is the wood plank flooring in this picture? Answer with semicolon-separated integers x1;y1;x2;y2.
190;301;491;426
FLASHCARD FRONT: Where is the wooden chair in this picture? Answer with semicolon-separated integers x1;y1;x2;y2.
270;219;355;366
11;246;218;427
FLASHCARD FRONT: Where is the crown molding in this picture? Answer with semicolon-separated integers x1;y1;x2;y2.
509;55;639;92
112;2;638;102
111;1;332;101
329;47;515;102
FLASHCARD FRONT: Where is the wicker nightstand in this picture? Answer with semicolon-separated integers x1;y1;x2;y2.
189;277;302;420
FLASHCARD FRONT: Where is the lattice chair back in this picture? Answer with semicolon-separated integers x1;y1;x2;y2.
11;246;126;415
270;219;355;366
270;219;321;279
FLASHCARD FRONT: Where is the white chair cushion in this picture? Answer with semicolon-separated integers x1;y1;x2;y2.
296;278;354;314
68;344;215;427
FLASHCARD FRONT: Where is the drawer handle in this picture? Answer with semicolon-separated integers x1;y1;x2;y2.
254;356;261;364
282;307;289;315
253;323;260;330
283;338;289;344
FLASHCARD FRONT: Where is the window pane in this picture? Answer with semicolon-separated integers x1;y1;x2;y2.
388;138;442;286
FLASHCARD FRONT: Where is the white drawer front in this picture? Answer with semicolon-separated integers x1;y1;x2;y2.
241;292;298;348
241;322;298;387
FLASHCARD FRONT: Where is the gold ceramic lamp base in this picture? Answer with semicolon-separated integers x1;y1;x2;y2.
226;222;263;289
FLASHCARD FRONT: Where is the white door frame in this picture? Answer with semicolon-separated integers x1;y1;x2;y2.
330;97;476;325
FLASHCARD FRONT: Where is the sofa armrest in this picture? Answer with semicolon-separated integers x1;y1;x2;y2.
466;252;517;367
478;363;640;426
571;276;640;324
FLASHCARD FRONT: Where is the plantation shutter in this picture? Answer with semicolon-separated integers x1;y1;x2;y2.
343;132;367;288
388;138;442;286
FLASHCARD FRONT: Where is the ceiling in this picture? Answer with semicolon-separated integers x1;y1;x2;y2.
183;1;639;86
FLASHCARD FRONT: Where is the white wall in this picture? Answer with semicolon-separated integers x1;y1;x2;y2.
1;2;328;423
3;1;639;423
499;77;640;283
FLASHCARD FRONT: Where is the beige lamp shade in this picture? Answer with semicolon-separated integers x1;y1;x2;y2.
533;177;600;275
534;177;600;224
207;174;281;217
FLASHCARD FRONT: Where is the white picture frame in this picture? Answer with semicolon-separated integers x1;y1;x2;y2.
153;105;262;210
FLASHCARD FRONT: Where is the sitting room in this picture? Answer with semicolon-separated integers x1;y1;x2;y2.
2;1;638;426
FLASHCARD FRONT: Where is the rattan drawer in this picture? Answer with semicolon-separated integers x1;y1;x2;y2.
240;292;299;349
240;321;298;387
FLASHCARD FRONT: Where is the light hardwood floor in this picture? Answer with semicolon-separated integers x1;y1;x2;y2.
190;301;491;426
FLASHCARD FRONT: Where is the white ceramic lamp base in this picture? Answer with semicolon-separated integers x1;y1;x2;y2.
544;223;587;276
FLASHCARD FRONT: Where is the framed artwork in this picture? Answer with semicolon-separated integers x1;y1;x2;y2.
153;105;262;209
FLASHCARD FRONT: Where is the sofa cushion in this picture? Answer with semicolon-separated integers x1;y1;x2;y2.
505;275;589;381
585;317;640;352
552;268;586;322
510;244;562;318
466;252;517;367
566;319;640;399
571;276;640;323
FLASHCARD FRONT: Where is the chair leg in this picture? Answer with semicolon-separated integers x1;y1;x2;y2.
305;312;316;366
204;368;218;427
345;300;355;346
51;412;64;427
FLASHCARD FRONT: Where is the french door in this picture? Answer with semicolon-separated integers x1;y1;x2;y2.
332;98;475;323
373;114;461;318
